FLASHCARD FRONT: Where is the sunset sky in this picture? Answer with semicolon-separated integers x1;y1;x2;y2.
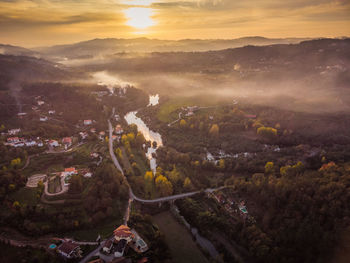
0;0;349;47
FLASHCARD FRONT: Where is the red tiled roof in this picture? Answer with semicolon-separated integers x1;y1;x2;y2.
65;167;76;173
114;225;134;239
62;137;72;143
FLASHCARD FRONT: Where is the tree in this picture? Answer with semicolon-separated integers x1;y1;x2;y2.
183;177;192;190
136;132;145;147
121;134;128;144
265;162;274;175
127;132;135;144
69;175;83;194
10;158;21;168
13;201;20;209
209;124;219;137
155;175;173;196
257;127;277;140
218;159;225;170
167;166;180;185
144;171;154;182
179;119;187;128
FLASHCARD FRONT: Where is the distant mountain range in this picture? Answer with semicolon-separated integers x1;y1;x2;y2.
0;44;40;57
31;36;312;60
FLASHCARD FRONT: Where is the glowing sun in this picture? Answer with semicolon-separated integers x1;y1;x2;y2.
124;7;156;30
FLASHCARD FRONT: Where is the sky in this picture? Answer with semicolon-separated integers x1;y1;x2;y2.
0;0;349;47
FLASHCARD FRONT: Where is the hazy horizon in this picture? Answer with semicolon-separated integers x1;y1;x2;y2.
1;0;349;47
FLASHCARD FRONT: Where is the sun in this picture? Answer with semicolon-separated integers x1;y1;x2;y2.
124;7;156;30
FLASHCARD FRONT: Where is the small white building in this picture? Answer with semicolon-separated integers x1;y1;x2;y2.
14;142;25;147
25;141;37;147
48;110;56;115
8;128;21;135
84;119;92;125
49;140;59;147
40;116;48;122
37;100;45;106
79;132;88;140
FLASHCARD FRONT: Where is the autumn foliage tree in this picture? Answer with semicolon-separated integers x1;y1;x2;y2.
209;124;219;137
155;175;173;196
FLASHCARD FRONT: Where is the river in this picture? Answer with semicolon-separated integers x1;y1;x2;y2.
172;205;219;259
124;95;162;174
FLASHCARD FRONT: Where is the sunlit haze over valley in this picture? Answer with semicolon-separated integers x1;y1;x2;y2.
0;1;349;263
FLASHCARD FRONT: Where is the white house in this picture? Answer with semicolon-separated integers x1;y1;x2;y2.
49;140;59;147
115;124;123;135
8;128;21;135
64;167;77;176
7;137;20;143
14;142;25;147
48;110;56;115
37;100;45;106
62;137;72;147
40;116;48;122
25;141;37;147
114;225;134;243
84;119;92;125
79;132;88;140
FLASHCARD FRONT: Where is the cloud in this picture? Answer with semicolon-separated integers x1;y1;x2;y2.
0;0;349;46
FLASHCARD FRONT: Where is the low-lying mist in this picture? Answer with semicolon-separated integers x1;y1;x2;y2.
87;69;350;114
77;39;350;113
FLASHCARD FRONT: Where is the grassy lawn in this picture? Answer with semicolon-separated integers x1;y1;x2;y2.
153;211;209;263
157;98;193;123
157;96;227;123
10;187;39;206
69;218;123;241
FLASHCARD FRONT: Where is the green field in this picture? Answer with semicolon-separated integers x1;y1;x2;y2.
153;211;209;263
157;96;229;123
69;219;122;241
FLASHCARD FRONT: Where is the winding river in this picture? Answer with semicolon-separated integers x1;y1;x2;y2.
124;94;220;260
124;95;163;174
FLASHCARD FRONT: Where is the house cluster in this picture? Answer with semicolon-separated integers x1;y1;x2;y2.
4;129;44;147
84;119;93;125
182;106;199;117
40;116;48;122
5;137;44;148
115;124;123;135
212;192;252;221
61;167;92;186
17;112;27;118
91;91;109;97
102;225;148;258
